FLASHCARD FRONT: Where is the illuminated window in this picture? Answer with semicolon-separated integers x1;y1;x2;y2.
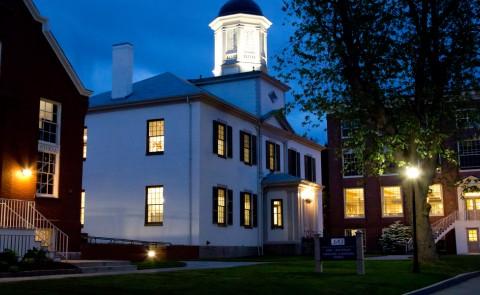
83;127;88;160
343;150;363;177
458;138;480;170
344;188;365;218
145;186;164;225
304;155;316;182
288;149;301;177
241;192;257;228
382;186;404;217
213;187;233;226
147;120;164;154
266;141;280;172
466;199;480;210
81;191;86;226
271;199;283;229
36;152;57;196
213;121;232;158
240;131;257;165
468;229;478;242
39;99;59;144
428;184;444;216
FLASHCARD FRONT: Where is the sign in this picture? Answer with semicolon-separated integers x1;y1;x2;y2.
320;236;357;260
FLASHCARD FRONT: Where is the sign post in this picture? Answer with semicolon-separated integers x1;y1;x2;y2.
356;231;365;275
314;234;323;273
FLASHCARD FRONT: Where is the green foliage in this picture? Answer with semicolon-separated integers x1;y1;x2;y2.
277;0;480;176
0;249;18;267
21;248;51;265
379;222;412;254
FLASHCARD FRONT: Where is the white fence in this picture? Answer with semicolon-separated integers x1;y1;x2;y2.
0;230;37;257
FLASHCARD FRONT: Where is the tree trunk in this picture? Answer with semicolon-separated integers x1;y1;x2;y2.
415;180;439;263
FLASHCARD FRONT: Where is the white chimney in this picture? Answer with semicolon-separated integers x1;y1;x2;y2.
112;43;133;99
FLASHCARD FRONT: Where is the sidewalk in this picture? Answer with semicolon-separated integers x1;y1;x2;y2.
431;276;480;295
0;261;263;284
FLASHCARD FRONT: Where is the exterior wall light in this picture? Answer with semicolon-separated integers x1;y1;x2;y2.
17;168;33;178
301;187;315;204
405;166;421;180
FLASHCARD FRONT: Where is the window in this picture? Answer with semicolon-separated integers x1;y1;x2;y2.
468;229;478;242
37;99;61;198
456;109;478;129
343;150;363;177
213;121;232;158
288;149;301;177
39;99;59;144
266;141;281;172
145;186;164;225
213;187;233;226
36;152;57;196
240;131;257;165
271;199;283;229
147;119;165;155
341;121;357;139
458;138;480;170
382;186;404;217
83;127;88;160
304;155;316;182
344;188;365;218
240;192;258;228
81;191;86;226
226;29;237;52
428;184;444;216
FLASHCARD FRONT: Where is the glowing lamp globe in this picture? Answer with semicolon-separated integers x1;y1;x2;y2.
405;166;421;180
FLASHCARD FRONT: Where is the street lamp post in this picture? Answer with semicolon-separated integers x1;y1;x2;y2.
406;166;421;273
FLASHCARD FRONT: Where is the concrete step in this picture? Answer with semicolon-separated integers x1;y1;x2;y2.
76;265;138;274
65;260;137;273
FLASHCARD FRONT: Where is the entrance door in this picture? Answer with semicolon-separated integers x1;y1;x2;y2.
466;199;480;220
467;228;480;253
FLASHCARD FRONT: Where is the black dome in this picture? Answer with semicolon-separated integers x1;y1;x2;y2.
218;0;263;17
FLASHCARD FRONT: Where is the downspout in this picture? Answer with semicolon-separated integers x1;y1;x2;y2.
187;96;193;245
256;79;264;256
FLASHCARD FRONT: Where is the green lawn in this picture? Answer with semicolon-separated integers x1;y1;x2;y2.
2;256;479;295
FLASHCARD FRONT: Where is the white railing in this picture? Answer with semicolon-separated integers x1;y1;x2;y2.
432;210;458;243
0;198;69;259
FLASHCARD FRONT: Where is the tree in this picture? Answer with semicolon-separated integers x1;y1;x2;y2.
278;0;480;263
379;222;412;254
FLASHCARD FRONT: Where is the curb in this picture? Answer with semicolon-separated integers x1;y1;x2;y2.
404;271;480;295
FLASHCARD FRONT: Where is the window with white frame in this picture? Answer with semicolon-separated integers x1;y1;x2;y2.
147;119;165;155
343;150;363;177
428;184;444;216
341;120;358;139
344;188;365;218
83;127;88;160
145;186;164;225
381;186;404;217
37;99;61;197
458;138;480;170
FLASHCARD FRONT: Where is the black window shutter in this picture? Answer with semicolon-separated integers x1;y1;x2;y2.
240;132;245;162
288;150;294;176
305;155;309;180
240;192;245;226
270;199;274;229
266;142;271;170
312;157;317;182
227;126;233;158
296;152;301;177
212;187;218;224
252;135;257;166
227;189;233;225
275;144;281;172
213;122;218;154
252;194;258;228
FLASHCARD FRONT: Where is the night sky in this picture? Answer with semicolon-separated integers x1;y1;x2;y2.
34;0;326;143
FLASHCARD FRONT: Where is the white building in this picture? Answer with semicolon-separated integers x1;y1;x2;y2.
83;0;324;257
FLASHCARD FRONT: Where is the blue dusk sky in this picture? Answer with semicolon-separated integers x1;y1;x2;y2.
34;0;326;144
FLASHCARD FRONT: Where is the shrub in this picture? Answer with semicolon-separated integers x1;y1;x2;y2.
21;248;51;265
0;249;18;266
379;222;412;254
0;261;9;272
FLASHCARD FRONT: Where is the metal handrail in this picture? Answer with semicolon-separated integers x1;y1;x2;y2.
87;236;171;247
431;210;458;243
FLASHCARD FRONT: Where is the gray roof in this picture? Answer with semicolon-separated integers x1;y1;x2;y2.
262;173;302;186
89;72;205;109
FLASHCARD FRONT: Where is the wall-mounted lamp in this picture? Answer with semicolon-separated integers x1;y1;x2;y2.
301;187;315;204
16;168;33;179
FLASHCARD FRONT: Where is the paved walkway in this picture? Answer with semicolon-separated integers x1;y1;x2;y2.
431;276;480;295
366;255;411;261
0;261;262;284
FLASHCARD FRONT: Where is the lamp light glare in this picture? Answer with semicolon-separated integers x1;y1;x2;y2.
301;187;315;203
405;166;421;180
147;250;156;259
21;169;33;177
